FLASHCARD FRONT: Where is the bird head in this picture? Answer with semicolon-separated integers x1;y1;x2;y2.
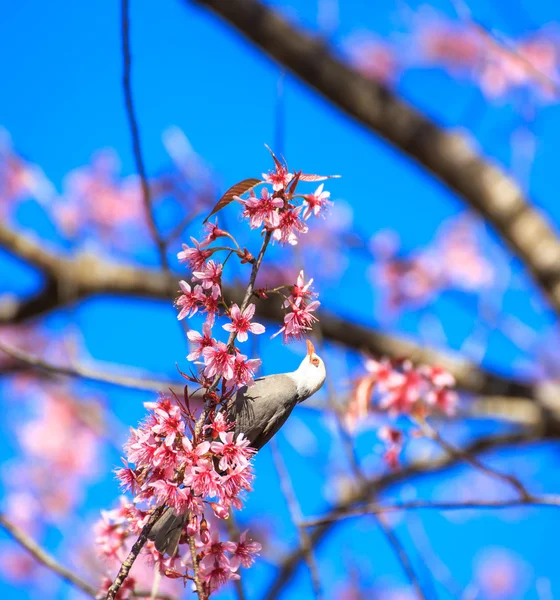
292;340;326;401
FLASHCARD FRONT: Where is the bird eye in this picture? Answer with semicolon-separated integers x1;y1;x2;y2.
312;357;320;366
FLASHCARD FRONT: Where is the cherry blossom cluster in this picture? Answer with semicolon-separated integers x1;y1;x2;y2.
371;216;493;316
348;358;457;467
94;396;260;595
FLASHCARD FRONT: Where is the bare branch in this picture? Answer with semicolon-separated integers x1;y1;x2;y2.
0;339;182;393
191;0;560;317
302;495;560;528
261;430;545;599
419;418;531;500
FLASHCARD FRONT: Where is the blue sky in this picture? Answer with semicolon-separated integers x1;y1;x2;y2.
1;0;560;598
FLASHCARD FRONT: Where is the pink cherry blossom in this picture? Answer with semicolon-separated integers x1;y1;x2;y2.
272;206;308;245
201;285;221;327
182;437;210;467
273;299;320;342
201;219;226;245
199;561;239;593
200;530;236;570
262;165;293;191
210;432;254;471
420;365;456;389
177;237;212;271
205;412;233;439
175;280;204;320
202;342;236;381
239;187;284;229
193;260;223;296
149;479;190;512
223;303;265;342
187;323;215;361
302;184;332;219
229;530;262;570
285;270;317;307
231;353;262;388
426;387;458;416
184;460;220;498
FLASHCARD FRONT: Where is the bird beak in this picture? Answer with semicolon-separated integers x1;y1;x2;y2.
306;340;315;358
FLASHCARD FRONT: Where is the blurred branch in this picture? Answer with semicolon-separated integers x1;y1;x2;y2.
0;513;97;597
0;339;182;394
190;0;560;318
302;495;560;527
1;221;557;427
262;430;548;599
0;515;176;600
270;440;324;600
121;0;169;270
419;418;530;499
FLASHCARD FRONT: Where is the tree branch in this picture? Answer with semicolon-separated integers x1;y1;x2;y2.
261;430;547;600
190;0;560;317
0;513;97;597
302;495;560;528
0;339;182;394
1;221;556;427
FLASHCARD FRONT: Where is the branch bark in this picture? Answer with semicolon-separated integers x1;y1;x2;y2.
190;0;560;317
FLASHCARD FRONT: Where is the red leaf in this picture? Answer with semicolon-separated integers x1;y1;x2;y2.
298;173;341;182
287;170;302;196
203;178;262;223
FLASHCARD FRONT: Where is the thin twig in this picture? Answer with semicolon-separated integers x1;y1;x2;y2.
314;328;429;600
270;440;324;600
121;0;169;270
302;496;560;527
419;419;531;500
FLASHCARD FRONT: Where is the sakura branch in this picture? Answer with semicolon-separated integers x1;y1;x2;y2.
100;152;337;599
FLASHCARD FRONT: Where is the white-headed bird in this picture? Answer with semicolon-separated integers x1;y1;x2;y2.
150;340;326;554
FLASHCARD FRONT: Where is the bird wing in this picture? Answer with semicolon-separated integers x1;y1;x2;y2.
228;374;298;450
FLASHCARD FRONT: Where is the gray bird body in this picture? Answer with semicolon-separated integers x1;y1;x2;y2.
227;373;301;450
149;347;326;555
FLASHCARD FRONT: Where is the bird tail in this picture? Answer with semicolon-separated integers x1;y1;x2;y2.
147;507;187;556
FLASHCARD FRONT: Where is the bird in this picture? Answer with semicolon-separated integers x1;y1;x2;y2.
149;340;326;555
